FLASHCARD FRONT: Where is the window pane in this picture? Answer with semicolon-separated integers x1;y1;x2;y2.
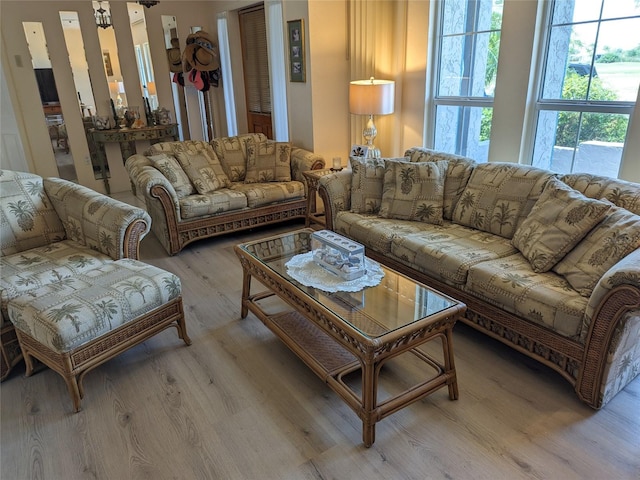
532;110;628;176
438;31;500;97
595;18;640;102
434;105;491;162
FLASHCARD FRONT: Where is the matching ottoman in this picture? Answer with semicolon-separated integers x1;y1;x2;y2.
6;259;191;412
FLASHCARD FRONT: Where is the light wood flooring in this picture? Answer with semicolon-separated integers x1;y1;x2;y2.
2;206;639;479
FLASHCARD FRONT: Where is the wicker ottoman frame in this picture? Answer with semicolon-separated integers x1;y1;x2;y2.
14;297;191;412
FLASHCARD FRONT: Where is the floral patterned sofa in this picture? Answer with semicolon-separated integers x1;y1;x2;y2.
317;148;640;409
125;134;325;255
0;169;152;380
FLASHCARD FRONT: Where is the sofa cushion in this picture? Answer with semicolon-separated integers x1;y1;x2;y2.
553;205;640;297
0;170;66;255
466;253;588;339
148;153;195;198
334;211;430;254
178;189;248;219
231;181;305;208
0;240;114;321
210;133;267;182
349;157;404;214
245;140;292;183
405;148;476;220
512;177;611;273
452;163;553;239
176;151;229;194
379;160;447;225
560;173;640;215
390;222;518;285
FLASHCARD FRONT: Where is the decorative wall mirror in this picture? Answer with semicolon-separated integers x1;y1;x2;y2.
59;11;99;178
162;14;189;139
127;2;157;126
94;1;128;127
22;21;78;182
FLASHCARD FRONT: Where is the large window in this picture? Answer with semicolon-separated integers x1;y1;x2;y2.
431;0;503;162
531;0;640;176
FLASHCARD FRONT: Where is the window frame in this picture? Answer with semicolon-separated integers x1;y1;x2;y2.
523;0;638;175
426;0;503;161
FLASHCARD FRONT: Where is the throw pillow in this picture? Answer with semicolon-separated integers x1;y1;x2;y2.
511;177;611;273
244;140;292;183
451;163;552;239
349;156;396;214
175;151;229;194
378;160;447;225
210;136;257;182
404;148;476;220
148;153;195;198
553;204;640;297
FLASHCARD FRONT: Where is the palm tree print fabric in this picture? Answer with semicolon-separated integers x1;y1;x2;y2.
244;140;292;183
452;163;553;239
349;156;388;214
553;205;640;297
0;170;66;255
210;133;267;182
148;153;195;198
7;259;181;353
379;160;447;225
404;148;476;220
512;177;612;273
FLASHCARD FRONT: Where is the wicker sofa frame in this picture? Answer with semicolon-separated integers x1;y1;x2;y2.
318;159;640;409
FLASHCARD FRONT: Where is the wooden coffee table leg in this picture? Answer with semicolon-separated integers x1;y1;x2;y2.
362;360;377;447
241;270;251;319
443;328;459;400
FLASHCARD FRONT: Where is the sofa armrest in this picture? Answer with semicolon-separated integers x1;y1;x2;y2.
290;147;325;182
43;177;151;260
317;170;352;231
579;248;640;407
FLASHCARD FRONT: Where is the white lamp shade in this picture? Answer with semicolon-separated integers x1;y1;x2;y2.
349;78;395;115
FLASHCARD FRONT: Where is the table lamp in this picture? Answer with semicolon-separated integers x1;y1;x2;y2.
349;77;395;158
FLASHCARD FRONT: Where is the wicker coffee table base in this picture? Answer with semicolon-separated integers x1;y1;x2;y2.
236;264;462;447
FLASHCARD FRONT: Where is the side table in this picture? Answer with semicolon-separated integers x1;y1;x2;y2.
87;124;179;194
302;169;335;227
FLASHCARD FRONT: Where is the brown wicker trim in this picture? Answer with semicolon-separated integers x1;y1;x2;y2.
122;218;150;260
577;285;640;408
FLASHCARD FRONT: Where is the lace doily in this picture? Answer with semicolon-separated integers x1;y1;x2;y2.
285;251;384;293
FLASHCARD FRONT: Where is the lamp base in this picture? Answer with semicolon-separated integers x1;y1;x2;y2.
362;115;381;158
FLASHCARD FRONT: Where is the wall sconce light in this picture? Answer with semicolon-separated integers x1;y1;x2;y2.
349;77;395;158
137;1;160;7
94;1;112;29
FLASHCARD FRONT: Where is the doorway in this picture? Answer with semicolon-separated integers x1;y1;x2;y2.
239;4;272;138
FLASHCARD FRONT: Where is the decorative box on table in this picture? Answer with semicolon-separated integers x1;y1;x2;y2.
311;230;365;280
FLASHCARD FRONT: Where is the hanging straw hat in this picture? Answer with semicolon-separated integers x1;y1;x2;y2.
182;31;220;73
166;46;182;73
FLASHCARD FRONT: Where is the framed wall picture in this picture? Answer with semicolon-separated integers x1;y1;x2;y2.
103;50;114;77
287;19;305;82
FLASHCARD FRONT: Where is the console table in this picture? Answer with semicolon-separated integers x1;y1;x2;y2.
88;124;179;194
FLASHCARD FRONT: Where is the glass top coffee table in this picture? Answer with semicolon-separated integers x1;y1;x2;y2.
234;229;466;447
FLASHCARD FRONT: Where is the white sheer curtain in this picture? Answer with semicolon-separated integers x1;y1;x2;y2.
217;12;238;137
266;0;288;141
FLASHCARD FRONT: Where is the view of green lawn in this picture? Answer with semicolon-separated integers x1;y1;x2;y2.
595;62;640;100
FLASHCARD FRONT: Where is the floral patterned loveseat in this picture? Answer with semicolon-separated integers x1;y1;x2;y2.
317;149;640;409
125;134;325;255
0;170;151;380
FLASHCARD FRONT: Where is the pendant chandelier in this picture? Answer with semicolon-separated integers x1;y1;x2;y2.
137;1;160;7
94;1;112;29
